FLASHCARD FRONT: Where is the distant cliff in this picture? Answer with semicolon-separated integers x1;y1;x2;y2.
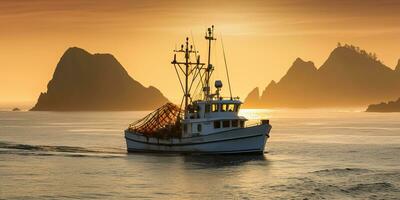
243;87;262;108
244;45;400;108
31;47;168;111
366;98;400;112
396;59;400;73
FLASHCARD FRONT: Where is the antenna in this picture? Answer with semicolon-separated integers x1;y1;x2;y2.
221;34;233;99
191;31;198;57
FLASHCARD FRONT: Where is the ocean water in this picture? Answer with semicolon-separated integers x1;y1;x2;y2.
0;109;399;199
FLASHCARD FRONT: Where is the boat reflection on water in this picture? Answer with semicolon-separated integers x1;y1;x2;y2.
183;154;268;168
124;151;268;169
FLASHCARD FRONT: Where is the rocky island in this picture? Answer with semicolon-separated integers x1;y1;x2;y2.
31;47;168;111
244;45;400;108
366;98;400;112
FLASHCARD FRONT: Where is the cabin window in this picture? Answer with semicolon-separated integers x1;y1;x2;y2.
232;120;238;127
214;121;221;128
227;104;235;112
212;104;219;112
240;120;245;128
220;104;226;112
205;104;211;113
222;120;230;128
184;124;188;133
197;124;202;132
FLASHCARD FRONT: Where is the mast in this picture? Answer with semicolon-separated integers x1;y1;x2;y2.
172;37;204;118
204;25;216;100
184;37;189;110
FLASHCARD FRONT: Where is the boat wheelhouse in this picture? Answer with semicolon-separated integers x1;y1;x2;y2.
182;98;246;137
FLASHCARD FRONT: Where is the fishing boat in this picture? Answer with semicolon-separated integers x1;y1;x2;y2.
125;26;271;154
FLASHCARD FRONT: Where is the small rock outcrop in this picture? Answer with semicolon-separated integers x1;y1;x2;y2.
366;98;400;112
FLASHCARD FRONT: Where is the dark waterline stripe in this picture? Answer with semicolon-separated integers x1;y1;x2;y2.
125;133;265;146
127;147;263;154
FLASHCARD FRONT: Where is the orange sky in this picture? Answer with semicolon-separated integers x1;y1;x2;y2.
1;0;400;107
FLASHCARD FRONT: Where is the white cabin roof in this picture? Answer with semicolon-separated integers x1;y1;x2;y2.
193;99;242;105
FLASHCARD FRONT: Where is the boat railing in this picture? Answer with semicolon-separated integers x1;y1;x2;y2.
245;119;270;128
245;122;260;127
210;96;240;101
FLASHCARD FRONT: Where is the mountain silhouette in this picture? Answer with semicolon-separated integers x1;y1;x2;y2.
31;47;168;111
244;45;400;108
396;59;400;72
366;98;400;112
243;87;262;108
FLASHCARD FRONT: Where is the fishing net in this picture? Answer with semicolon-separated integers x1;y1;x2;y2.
127;103;183;138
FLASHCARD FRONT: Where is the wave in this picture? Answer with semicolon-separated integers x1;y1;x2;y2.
311;168;371;175
345;182;395;193
0;141;125;157
268;169;400;199
67;129;120;132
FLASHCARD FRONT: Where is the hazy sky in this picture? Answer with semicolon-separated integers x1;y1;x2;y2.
1;0;400;107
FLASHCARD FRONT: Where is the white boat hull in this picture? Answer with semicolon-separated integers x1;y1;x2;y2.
125;124;271;154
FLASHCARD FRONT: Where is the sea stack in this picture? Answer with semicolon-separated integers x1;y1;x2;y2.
31;47;168;111
244;45;400;108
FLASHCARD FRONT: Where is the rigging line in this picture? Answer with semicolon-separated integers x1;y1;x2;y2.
192;70;205;99
176;63;186;75
173;64;185;94
193;80;202;100
191;30;205;99
188;68;199;93
191;31;198;58
220;34;233;99
187;58;204;96
188;34;198;77
188;63;203;94
198;69;206;88
187;57;198;103
190;70;203;100
188;62;199;75
192;75;202;100
189;60;203;74
187;58;199;90
178;94;185;116
189;76;200;99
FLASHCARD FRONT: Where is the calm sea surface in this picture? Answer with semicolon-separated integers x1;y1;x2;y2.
0;109;399;199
